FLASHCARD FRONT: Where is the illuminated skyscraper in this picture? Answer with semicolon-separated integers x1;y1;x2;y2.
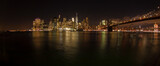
76;13;78;29
86;17;89;30
76;13;78;23
72;17;75;22
48;20;53;31
62;18;67;29
32;18;44;31
53;18;57;30
102;20;106;25
80;17;89;30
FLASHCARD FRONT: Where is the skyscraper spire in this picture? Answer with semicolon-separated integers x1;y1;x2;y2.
76;13;78;23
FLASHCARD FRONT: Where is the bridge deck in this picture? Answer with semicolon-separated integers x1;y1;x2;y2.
112;16;160;27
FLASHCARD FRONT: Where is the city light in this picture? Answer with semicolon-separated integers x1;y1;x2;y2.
25;6;160;32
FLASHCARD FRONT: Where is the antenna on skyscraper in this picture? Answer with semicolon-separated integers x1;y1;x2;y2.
58;14;61;19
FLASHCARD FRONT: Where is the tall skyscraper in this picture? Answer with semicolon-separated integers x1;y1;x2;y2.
86;17;89;30
72;17;75;22
76;13;78;29
76;13;78;23
48;20;53;31
32;18;44;31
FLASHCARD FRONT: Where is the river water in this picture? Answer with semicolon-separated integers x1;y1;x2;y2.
0;31;160;66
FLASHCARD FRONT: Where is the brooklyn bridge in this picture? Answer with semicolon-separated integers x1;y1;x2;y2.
107;7;160;32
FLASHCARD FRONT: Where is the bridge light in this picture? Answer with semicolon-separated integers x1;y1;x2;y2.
143;16;146;19
134;19;136;21
139;17;142;20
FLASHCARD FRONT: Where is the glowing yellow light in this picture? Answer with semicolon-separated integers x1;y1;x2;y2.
72;18;75;22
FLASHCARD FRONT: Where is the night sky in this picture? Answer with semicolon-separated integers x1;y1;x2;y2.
0;0;160;30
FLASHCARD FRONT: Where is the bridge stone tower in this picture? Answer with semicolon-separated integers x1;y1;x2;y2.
108;26;113;32
154;23;158;32
106;19;113;32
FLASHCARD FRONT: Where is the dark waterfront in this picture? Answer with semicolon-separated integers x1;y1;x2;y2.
1;31;160;66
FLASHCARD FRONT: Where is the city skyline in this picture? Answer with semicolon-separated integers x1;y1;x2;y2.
0;0;160;30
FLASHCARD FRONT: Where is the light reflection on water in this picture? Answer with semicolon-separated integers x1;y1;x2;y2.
1;32;160;65
32;31;45;49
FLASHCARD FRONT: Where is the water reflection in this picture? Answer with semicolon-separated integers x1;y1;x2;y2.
32;31;45;50
46;31;79;63
1;32;160;65
154;33;158;45
64;32;79;62
0;40;8;64
100;31;106;49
